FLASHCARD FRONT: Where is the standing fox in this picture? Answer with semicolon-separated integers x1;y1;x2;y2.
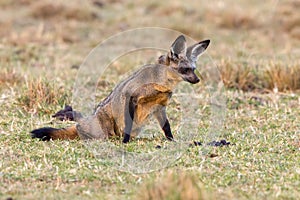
31;35;210;143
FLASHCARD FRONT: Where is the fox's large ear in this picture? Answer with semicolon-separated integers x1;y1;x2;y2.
186;39;210;63
169;35;187;59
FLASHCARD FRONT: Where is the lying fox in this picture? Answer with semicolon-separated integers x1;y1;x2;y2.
31;35;210;143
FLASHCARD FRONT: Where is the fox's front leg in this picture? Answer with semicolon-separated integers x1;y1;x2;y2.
123;96;136;143
154;107;174;141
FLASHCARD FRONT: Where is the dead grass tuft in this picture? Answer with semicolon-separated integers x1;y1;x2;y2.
265;61;300;92
17;78;69;114
219;11;259;29
30;2;64;19
30;1;97;21
219;59;262;92
206;8;260;30
274;1;300;39
0;68;23;88
219;59;300;92
136;171;209;200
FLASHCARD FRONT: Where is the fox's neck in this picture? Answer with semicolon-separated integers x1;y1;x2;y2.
165;68;182;90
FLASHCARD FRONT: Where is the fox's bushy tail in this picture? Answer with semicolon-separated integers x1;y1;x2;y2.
31;125;79;141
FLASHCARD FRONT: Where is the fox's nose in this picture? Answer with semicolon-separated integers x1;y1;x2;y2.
190;76;200;84
189;77;200;84
184;75;200;84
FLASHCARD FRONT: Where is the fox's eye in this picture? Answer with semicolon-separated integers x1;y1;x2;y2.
179;68;190;74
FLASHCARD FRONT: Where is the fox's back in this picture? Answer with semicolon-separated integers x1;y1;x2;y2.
96;64;179;108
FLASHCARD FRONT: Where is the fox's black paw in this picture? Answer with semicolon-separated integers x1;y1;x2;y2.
122;134;130;143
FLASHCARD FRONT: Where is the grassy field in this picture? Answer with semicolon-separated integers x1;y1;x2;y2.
0;0;300;199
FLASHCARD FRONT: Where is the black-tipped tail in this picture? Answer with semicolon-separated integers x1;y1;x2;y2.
31;127;58;141
31;125;78;141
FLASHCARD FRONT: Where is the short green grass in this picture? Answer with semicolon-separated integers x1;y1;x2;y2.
1;77;299;199
1;0;300;199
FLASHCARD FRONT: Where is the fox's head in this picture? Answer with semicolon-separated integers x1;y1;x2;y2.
158;35;210;84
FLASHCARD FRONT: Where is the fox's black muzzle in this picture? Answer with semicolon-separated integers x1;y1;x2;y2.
183;76;200;84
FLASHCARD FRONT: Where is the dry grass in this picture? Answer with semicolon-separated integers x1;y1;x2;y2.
30;1;98;21
0;0;300;199
17;78;70;114
273;1;300;39
218;59;261;92
136;171;210;200
265;61;300;91
206;8;260;30
218;59;300;92
0;68;23;89
290;26;300;40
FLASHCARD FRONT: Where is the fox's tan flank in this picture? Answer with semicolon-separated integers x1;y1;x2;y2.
31;35;210;143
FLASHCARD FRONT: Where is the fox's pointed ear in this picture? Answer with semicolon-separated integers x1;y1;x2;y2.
186;39;210;63
170;35;187;59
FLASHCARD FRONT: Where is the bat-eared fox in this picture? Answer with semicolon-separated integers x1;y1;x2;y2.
31;35;210;143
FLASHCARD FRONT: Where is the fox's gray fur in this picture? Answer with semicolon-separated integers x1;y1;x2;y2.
31;35;210;143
